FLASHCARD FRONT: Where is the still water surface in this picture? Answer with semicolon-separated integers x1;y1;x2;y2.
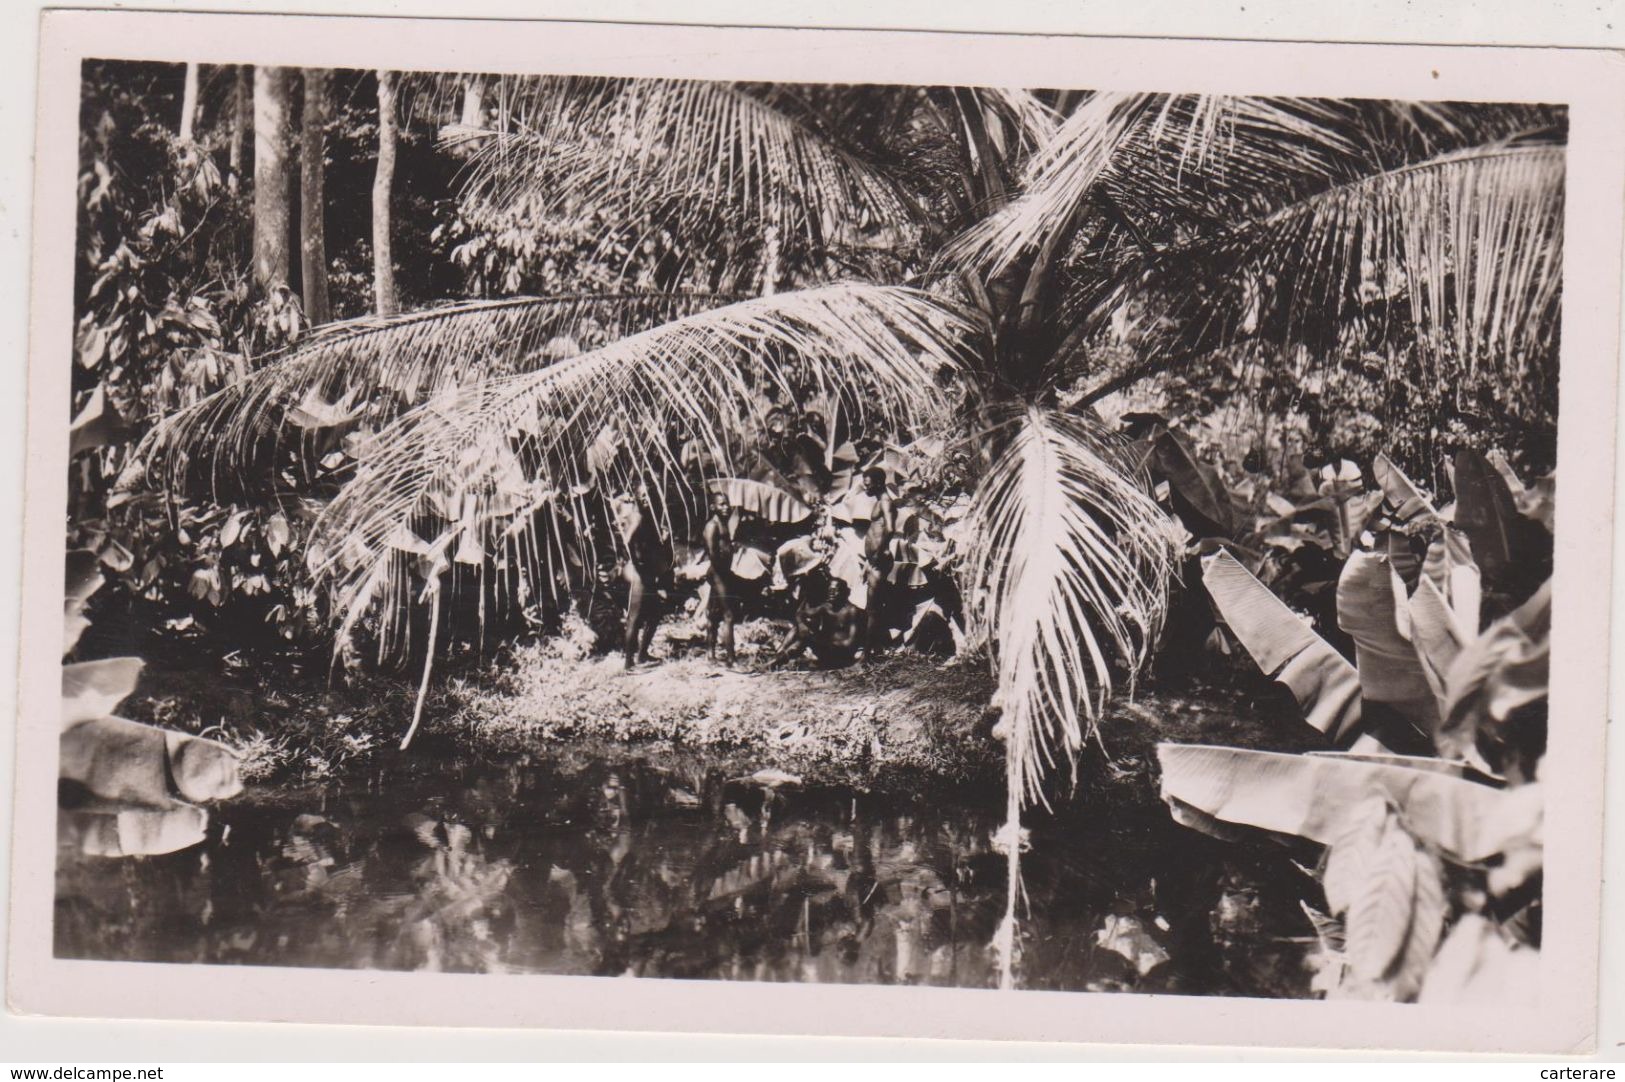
55;750;1312;995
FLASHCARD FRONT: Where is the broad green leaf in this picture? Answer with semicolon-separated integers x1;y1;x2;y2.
1418;914;1538;1005
1336;550;1437;726
64;550;104;656
1151;426;1235;537
265;512;292;557
70;805;209;858
1371;453;1437;527
1202;550;1361;739
1453;448;1540;581
1487;449;1555;532
1390;841;1447;1000
1407;577;1465;710
1438;580;1550;771
287;384;364;429
1094;914;1170;976
69;386;124;456
707;477;813;525
774;535;827;581
60;715;242;809
1156;742;1515;862
1420;527;1481;636
62;657;144;726
219;509;248;549
730;544;773;581
1335;798;1417;982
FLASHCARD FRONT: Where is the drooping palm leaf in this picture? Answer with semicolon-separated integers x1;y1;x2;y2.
456;78;920;251
961;407;1176;809
130;292;736;501
941;91;1154;275
947;94;1390;277
1073;141;1564;387
308;282;972;660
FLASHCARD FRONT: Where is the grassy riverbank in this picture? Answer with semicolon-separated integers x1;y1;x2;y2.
119;611;1321;801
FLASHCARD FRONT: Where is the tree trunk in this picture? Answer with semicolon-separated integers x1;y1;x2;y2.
759;223;781;297
178;63;199;142
460;75;485;127
252;66;294;290
372;70;400;317
229;65;251;176
300;69;332;325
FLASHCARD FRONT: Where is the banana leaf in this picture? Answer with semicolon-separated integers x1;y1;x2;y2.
1452;448;1552;595
774;535;828;581
60;715;243;808
1151;426;1235;537
1420;527;1481;636
62;657;145;726
1407;577;1465;711
1487;449;1555;532
68;805;210;858
1371;453;1438;527
1418;914;1538;1005
1336;551;1437;727
1202;550;1361;740
730;543;774;581
707;477;813;524
64;549;105;655
1438;580;1550;771
69;386;125;456
1156;742;1517;862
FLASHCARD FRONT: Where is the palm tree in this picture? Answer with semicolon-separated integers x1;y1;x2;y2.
133;77;1564;984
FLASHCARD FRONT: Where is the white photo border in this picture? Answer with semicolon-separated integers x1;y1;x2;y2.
9;9;1620;1054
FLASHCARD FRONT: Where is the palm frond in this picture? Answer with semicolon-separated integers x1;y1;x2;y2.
945;95;1556;280
130;293;737;501
308;283;973;660
962;407;1177;809
456;78;919;250
970;87;1063;152
942;91;1155;274
1073;141;1564;386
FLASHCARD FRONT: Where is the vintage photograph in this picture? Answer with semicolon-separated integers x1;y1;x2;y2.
25;14;1614;1050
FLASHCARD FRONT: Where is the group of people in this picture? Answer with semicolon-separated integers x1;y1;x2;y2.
577;484;753;670
577;460;921;673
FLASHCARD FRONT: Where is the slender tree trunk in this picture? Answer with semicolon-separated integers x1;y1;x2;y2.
229;65;251;176
300;69;332;325
252;66;294;290
460;75;485;127
759;223;781;297
372;70;400;317
178;63;199;142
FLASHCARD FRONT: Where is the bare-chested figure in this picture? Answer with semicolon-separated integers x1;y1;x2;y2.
859;466;897;661
617;488;669;669
702;489;738;665
811;579;864;668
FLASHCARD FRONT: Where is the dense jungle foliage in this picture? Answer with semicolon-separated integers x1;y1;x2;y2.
64;61;1560;999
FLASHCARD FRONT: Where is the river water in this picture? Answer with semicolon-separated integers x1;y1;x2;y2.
54;749;1313;995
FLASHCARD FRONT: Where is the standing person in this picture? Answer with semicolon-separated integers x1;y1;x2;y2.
616;487;669;669
859;466;897;661
702;489;739;666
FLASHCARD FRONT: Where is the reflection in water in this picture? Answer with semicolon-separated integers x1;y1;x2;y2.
54;753;1312;995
